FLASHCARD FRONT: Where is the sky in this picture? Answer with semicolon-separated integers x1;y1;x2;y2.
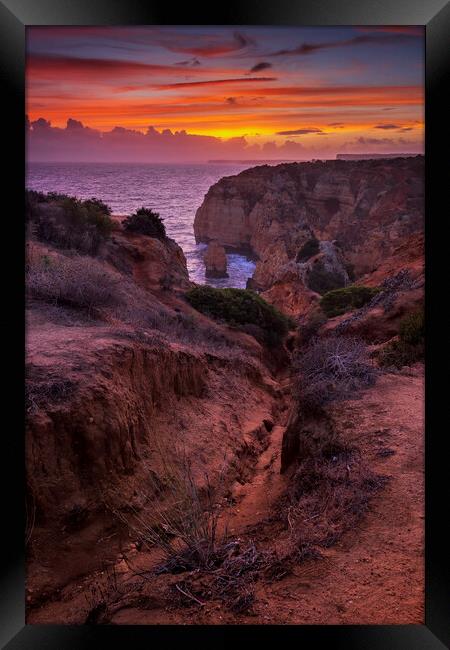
26;26;424;162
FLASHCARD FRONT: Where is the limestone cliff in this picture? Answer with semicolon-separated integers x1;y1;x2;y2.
194;156;424;312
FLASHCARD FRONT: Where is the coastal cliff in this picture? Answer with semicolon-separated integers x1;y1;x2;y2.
194;156;424;313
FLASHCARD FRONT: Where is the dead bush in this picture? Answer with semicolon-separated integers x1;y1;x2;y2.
167;540;280;614
27;254;121;316
294;335;376;412
83;563;145;624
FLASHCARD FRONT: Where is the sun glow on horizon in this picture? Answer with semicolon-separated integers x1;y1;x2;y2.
26;26;424;161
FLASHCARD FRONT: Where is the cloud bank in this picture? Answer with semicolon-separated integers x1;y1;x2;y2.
27;117;309;162
27;116;423;163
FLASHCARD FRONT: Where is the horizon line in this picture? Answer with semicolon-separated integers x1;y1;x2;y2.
27;153;423;165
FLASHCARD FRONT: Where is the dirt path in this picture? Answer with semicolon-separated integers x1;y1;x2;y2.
228;424;287;533
251;367;425;624
225;375;293;534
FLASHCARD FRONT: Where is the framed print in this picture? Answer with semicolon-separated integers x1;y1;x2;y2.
1;0;448;647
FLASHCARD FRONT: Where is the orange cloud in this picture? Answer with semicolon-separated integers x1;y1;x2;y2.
26;54;224;83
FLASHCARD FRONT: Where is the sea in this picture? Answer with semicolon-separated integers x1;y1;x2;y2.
26;162;257;288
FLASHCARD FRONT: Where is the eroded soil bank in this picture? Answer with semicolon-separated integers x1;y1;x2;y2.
27;357;423;624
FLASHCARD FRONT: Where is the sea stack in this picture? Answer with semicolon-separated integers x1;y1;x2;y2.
204;240;229;278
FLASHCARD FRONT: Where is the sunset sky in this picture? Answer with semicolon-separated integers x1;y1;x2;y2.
26;26;424;162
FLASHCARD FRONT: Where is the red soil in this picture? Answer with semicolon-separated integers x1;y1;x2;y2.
28;366;424;625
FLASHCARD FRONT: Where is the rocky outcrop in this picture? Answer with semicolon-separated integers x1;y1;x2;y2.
258;239;349;316
203;240;228;278
194;156;424;313
319;236;424;343
100;224;191;292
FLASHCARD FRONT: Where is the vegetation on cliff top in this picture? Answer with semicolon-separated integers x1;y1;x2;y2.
123;207;167;240
399;309;425;345
26;190;114;254
27;253;122;315
320;285;380;318
186;285;293;346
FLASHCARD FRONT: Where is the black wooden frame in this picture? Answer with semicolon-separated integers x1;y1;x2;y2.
1;0;448;647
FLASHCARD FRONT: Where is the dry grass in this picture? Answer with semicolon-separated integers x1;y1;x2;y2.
26;366;76;414
103;438;288;615
282;335;386;556
27;253;121;315
27;249;239;355
106;441;229;572
120;309;237;354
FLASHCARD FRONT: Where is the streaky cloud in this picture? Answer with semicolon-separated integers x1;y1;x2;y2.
249;62;272;73
269;31;421;57
276;128;322;136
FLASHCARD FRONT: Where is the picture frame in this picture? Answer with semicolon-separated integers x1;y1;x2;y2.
1;0;448;647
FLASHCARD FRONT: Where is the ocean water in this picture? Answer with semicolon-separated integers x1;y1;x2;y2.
26;162;256;288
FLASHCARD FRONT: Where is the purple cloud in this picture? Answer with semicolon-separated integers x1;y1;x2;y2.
250;62;272;73
276;128;322;136
374;124;400;129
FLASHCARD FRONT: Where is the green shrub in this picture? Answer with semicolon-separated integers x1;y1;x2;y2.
399;309;424;345
26;190;114;254
378;309;424;369
344;262;355;282
296;237;320;262
306;261;347;295
320;285;380;318
83;198;113;235
185;285;293;346
378;339;424;369
123;207;166;239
